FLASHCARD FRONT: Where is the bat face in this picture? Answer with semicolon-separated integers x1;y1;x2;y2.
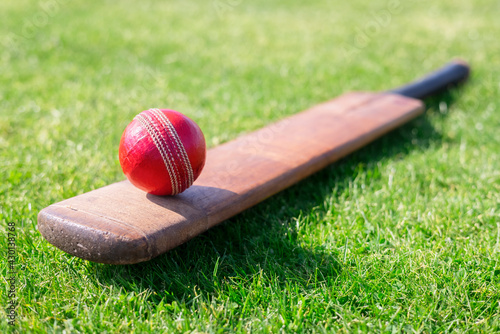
38;92;423;264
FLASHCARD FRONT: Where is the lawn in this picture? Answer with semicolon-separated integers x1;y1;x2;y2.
1;0;499;332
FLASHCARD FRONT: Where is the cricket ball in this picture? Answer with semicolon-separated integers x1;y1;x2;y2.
119;108;206;196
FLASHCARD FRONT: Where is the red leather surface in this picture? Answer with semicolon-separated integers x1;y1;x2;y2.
119;109;206;195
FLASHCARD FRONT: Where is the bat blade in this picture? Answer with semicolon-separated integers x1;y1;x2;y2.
38;92;424;264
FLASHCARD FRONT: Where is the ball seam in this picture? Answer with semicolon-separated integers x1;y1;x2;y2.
134;113;180;194
151;109;195;188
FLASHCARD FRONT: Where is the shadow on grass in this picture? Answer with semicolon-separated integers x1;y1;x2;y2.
90;90;460;306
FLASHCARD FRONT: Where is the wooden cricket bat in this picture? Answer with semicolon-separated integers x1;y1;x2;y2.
38;60;470;264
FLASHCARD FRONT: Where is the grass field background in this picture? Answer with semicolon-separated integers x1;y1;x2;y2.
1;0;499;332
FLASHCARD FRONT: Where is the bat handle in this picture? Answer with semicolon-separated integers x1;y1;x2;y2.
389;59;470;100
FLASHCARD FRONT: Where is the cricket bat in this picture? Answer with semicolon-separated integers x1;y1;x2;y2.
38;60;470;264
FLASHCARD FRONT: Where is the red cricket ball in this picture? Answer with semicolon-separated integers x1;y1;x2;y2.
119;108;206;196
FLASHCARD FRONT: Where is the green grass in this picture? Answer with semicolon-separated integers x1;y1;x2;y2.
1;0;500;332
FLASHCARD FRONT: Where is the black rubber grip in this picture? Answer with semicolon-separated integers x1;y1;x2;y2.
389;60;470;100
